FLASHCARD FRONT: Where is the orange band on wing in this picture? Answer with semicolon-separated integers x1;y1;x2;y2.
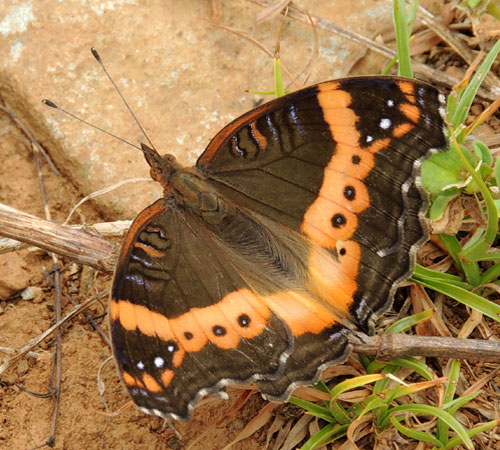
249;121;268;151
399;103;420;123
264;290;339;336
301;87;373;250
307;243;360;315
122;369;175;390
134;242;166;258
397;80;415;97
393;122;415;138
110;288;272;368
118;201;168;266
142;373;163;393
299;85;403;318
161;369;174;387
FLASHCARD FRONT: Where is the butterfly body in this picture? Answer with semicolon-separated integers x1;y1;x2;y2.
110;76;447;421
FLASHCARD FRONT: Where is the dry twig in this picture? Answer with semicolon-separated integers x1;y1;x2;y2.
1;207;499;364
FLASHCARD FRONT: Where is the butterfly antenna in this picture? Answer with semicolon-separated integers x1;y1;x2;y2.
90;47;157;152
42;99;142;151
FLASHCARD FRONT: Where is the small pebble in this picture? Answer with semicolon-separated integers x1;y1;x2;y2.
20;286;43;302
17;359;29;375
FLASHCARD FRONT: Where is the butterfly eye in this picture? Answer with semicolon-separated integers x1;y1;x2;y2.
150;166;163;180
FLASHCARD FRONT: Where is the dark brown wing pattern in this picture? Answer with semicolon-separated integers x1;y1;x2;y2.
197;77;446;330
110;198;350;420
111;76;447;421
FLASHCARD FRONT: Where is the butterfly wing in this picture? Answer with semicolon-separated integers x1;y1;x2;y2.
197;76;447;331
110;198;350;420
111;76;447;420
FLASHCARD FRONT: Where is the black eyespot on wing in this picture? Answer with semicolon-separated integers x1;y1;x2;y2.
331;213;347;228
213;325;227;336
238;314;251;327
344;186;356;201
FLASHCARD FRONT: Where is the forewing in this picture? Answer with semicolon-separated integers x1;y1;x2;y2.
196;77;447;330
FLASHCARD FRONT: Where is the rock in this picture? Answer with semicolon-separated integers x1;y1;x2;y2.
0;0;395;220
0;253;31;300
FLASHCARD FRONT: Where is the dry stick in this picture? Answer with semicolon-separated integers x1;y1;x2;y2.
30;139;63;447
417;4;500;90
0;204;117;273
0;296;98;376
47;267;62;447
248;0;500;101
351;333;500;363
1;206;500;363
0;105;60;175
0;206;131;256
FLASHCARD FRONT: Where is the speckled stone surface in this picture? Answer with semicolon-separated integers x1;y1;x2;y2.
0;0;395;220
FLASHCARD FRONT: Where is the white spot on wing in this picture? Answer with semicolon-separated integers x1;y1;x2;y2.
154;356;165;368
379;118;391;129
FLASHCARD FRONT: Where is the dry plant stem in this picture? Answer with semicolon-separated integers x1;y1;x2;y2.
0;105;59;175
48;268;62;447
64;291;112;348
351;333;500;363
0;296;98;376
417;4;500;90
2;211;500;364
32;135;63;446
0;204;117;273
249;0;500;101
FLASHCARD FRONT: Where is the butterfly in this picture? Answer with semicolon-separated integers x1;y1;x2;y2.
109;76;447;421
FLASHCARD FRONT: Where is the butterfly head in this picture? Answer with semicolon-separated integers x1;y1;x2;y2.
140;143;180;190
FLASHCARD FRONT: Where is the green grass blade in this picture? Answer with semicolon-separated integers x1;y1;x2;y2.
386;404;474;448
393;0;413;77
444;420;500;450
412;264;472;289
451;39;500;132
288;396;334;422
480;262;500;284
385;309;435;333
437;359;461;443
413;278;500;321
435;234;481;285
273;57;285;98
390;415;444;446
328;374;386;402
299;423;348;450
445;391;481;415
